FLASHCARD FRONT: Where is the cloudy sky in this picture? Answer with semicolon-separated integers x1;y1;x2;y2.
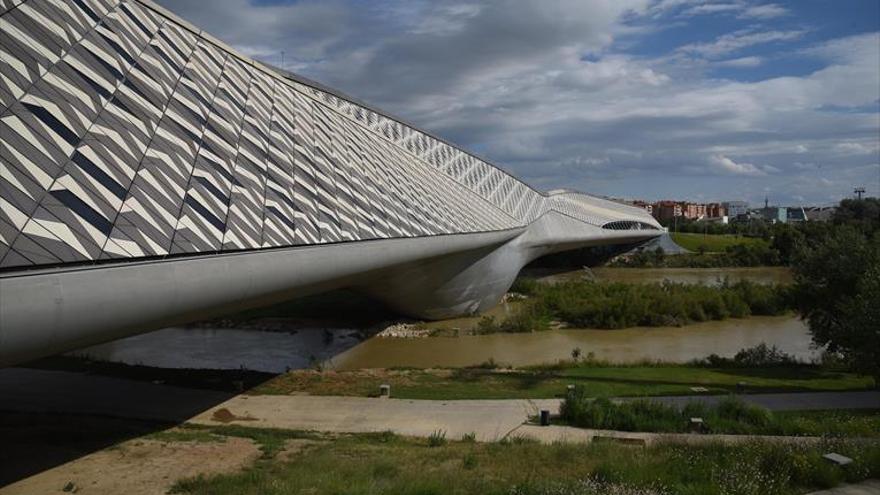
157;0;879;206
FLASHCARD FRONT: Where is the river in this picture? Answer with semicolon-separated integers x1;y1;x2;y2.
70;267;812;372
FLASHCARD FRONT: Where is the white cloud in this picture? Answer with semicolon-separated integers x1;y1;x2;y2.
709;154;771;176
654;1;789;20
834;141;880;155
678;29;805;58
681;3;741;16
714;55;763;67
739;3;789;19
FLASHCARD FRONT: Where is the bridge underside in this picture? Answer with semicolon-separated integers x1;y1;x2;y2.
0;213;657;366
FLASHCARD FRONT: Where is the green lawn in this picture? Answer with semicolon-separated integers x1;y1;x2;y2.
168;425;880;495
252;365;874;400
670;233;767;253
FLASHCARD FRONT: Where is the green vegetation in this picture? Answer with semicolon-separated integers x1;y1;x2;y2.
792;225;880;383
694;343;800;368
613;199;877;270
481;278;792;332
613;243;782;268
252;360;874;400
191;424;321;459
428;429;447;447
561;393;880;437
168;425;880;495
670;233;767;253
152;423;322;459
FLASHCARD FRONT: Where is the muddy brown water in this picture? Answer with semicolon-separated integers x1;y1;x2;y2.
331;315;813;370
71;267;810;371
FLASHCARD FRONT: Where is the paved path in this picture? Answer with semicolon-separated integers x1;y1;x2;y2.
191;394;546;441
2;368;878;442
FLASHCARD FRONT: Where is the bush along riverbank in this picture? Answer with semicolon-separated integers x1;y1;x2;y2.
559;393;880;438
477;278;793;333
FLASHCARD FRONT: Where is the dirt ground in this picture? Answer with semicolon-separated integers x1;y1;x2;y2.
0;435;260;495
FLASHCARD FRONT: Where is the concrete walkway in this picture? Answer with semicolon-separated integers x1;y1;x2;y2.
190;394;550;441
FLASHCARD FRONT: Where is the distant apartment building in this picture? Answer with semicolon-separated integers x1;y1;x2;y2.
706;203;726;218
678;202;704;219
641;200;729;222
653;201;682;221
723;201;749;218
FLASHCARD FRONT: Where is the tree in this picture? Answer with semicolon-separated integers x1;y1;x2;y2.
770;224;805;265
792;226;880;382
834;198;880;234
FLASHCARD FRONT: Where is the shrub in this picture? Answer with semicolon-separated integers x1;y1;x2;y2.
715;397;773;428
428;429;447;447
732;343;798;367
560;394;682;432
692;343;800;368
561;394;785;435
510;277;541;296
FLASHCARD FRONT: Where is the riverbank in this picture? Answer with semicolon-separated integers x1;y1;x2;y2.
254;361;874;400
20;349;875;400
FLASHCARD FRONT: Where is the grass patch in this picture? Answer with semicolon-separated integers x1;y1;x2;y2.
168;427;880;495
251;364;874;400
148;428;225;444
561;393;880;438
178;424;322;459
671;233;767;253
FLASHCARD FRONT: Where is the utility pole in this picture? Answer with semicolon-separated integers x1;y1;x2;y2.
854;187;865;200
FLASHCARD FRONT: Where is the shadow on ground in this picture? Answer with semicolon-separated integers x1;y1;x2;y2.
0;366;279;488
0;412;173;487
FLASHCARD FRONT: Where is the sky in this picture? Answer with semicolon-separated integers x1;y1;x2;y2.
156;0;880;206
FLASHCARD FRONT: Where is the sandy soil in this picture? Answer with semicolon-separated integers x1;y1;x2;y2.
0;436;260;495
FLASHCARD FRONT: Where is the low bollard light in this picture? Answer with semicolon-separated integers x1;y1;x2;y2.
540;409;551;426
